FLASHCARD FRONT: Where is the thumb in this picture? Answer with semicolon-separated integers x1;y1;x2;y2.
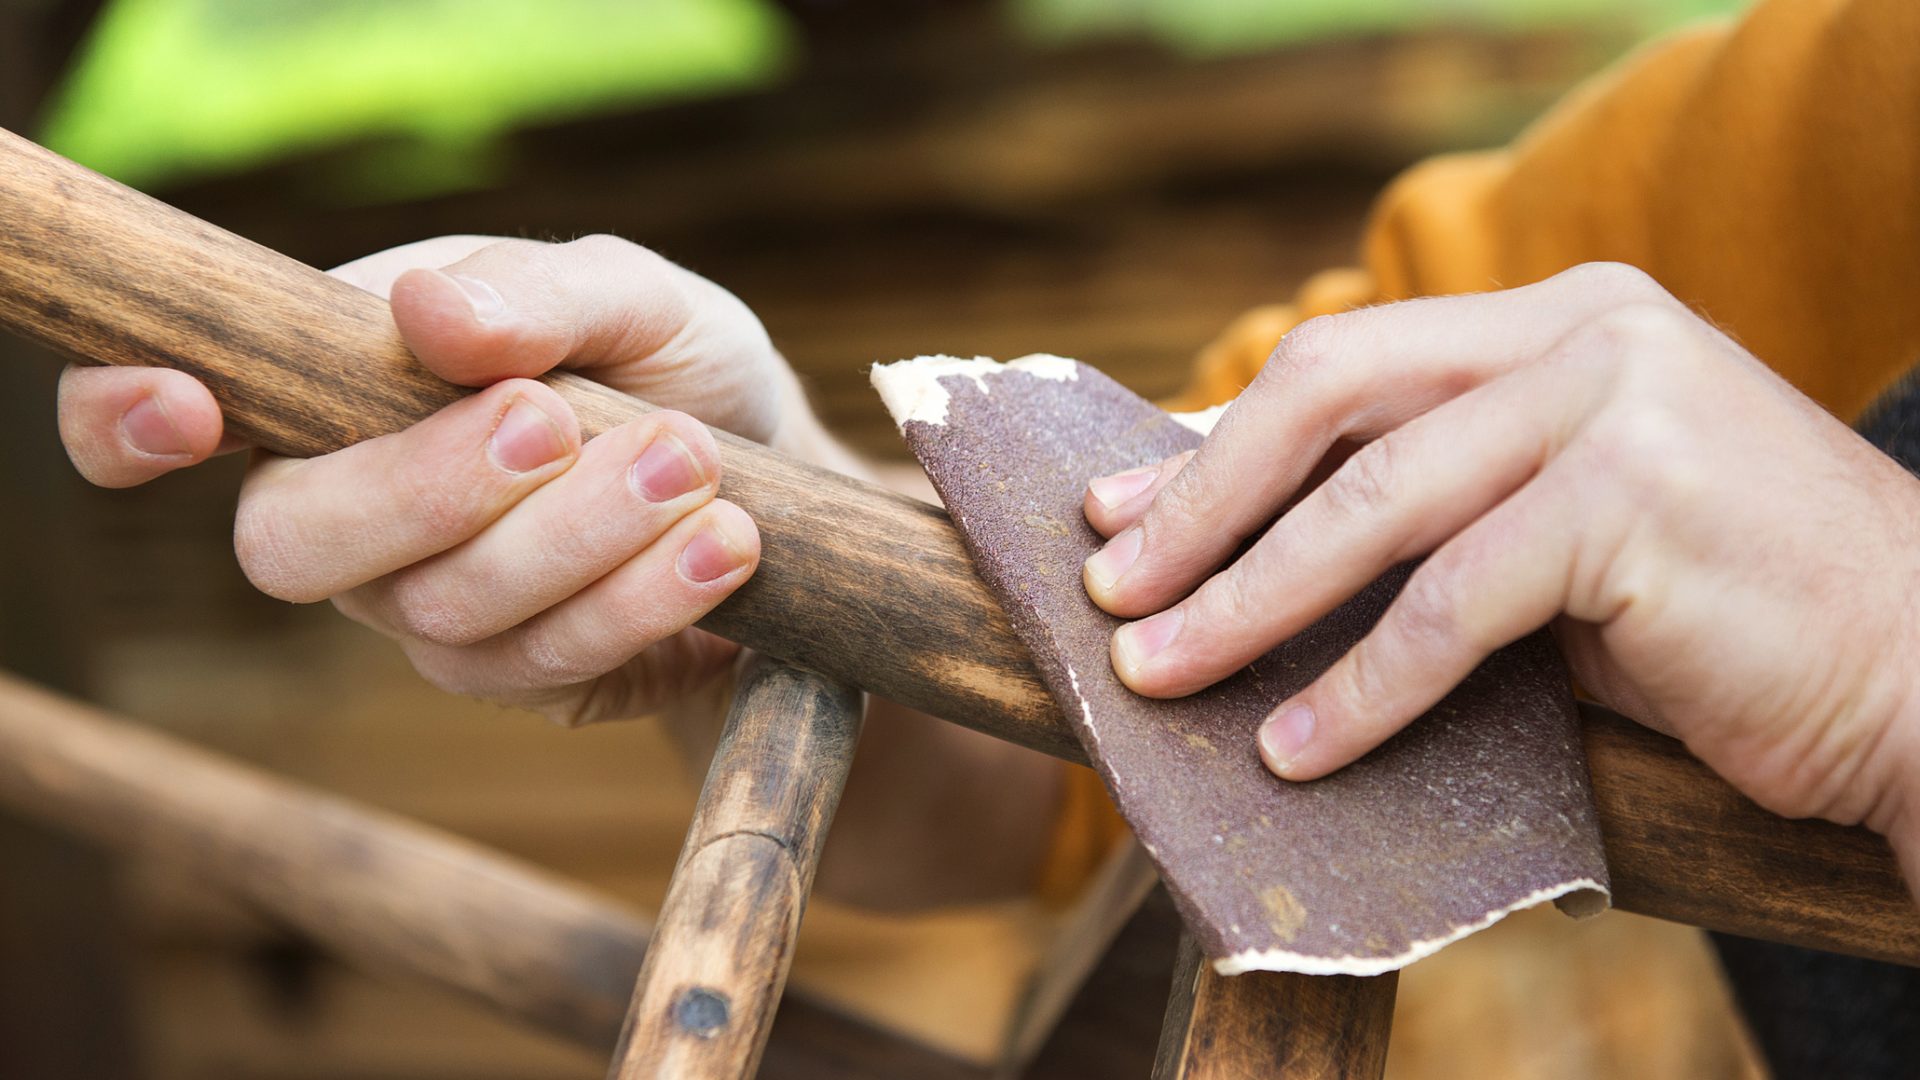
386;235;697;389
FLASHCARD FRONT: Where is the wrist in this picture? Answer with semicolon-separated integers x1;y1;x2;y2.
1882;599;1920;895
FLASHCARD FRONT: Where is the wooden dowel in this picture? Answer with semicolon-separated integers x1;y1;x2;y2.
608;658;863;1079
1152;933;1397;1080
0;672;982;1077
0;129;1913;964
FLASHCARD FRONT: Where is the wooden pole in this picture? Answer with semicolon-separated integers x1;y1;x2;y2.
0;129;1913;964
1582;707;1920;964
1152;933;1396;1080
608;658;863;1078
0;672;984;1077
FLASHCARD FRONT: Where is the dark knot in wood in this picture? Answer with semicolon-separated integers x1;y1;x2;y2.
671;986;732;1039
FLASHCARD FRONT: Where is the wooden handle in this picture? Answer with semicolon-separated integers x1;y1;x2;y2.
610;658;862;1079
0;128;1914;963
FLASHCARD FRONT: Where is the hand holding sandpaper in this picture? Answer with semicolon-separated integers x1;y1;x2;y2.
873;355;1610;974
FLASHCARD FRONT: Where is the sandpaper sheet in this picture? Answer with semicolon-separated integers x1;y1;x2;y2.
872;355;1609;975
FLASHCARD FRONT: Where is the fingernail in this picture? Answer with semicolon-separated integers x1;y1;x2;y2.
1089;465;1157;511
489;396;569;474
629;432;707;502
1084;527;1143;593
679;522;748;584
121;396;190;457
1114;608;1182;673
444;272;505;322
1261;705;1316;775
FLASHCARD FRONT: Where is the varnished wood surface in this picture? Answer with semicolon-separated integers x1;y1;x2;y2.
610;659;863;1079
1152;934;1396;1080
1;129;1914;967
1583;704;1920;965
0;671;982;1079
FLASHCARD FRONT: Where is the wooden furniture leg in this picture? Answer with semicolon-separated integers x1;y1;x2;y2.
1153;934;1397;1080
608;658;862;1079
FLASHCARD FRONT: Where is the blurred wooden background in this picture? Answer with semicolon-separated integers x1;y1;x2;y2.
0;1;1764;1077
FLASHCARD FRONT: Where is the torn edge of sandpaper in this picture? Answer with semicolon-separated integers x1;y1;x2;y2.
873;355;1610;976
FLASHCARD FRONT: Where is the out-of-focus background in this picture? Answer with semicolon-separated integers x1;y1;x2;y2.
1;1;1764;1077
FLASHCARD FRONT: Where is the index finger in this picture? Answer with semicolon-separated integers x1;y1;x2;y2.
1082;262;1678;619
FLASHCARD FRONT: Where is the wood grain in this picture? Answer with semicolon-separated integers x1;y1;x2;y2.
1582;703;1920;965
0;671;982;1078
609;658;862;1079
1;129;1914;966
1153;933;1396;1080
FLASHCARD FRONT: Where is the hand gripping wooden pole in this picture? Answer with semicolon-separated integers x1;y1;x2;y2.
0;126;1070;762
608;658;862;1078
0;128;1915;966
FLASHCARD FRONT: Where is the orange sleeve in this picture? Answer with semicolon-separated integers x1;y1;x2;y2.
1043;0;1920;903
1179;0;1920;421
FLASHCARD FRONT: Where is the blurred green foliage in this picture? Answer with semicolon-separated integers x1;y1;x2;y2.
1013;0;1753;54
41;0;1753;197
41;0;793;192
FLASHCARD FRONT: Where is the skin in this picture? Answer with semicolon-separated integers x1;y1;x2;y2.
1080;262;1920;891
56;233;1059;911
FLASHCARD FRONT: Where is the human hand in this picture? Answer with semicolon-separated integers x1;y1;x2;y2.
1079;264;1920;866
55;234;813;724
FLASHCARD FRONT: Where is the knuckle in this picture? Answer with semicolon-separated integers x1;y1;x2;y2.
1560;261;1667;304
1587;302;1695;350
1260;314;1344;387
399;464;493;550
1586;402;1707;503
233;503;313;601
1335;639;1392;711
1557;303;1705;384
1394;571;1464;653
1323;438;1398;520
514;627;599;690
1196;570;1259;632
388;578;487;648
1147;480;1207;535
565;232;644;262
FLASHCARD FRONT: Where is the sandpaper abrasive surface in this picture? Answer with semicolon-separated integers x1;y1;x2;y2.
872;355;1609;975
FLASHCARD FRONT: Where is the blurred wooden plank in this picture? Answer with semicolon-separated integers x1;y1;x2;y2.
1001;838;1158;1071
1024;888;1185;1080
